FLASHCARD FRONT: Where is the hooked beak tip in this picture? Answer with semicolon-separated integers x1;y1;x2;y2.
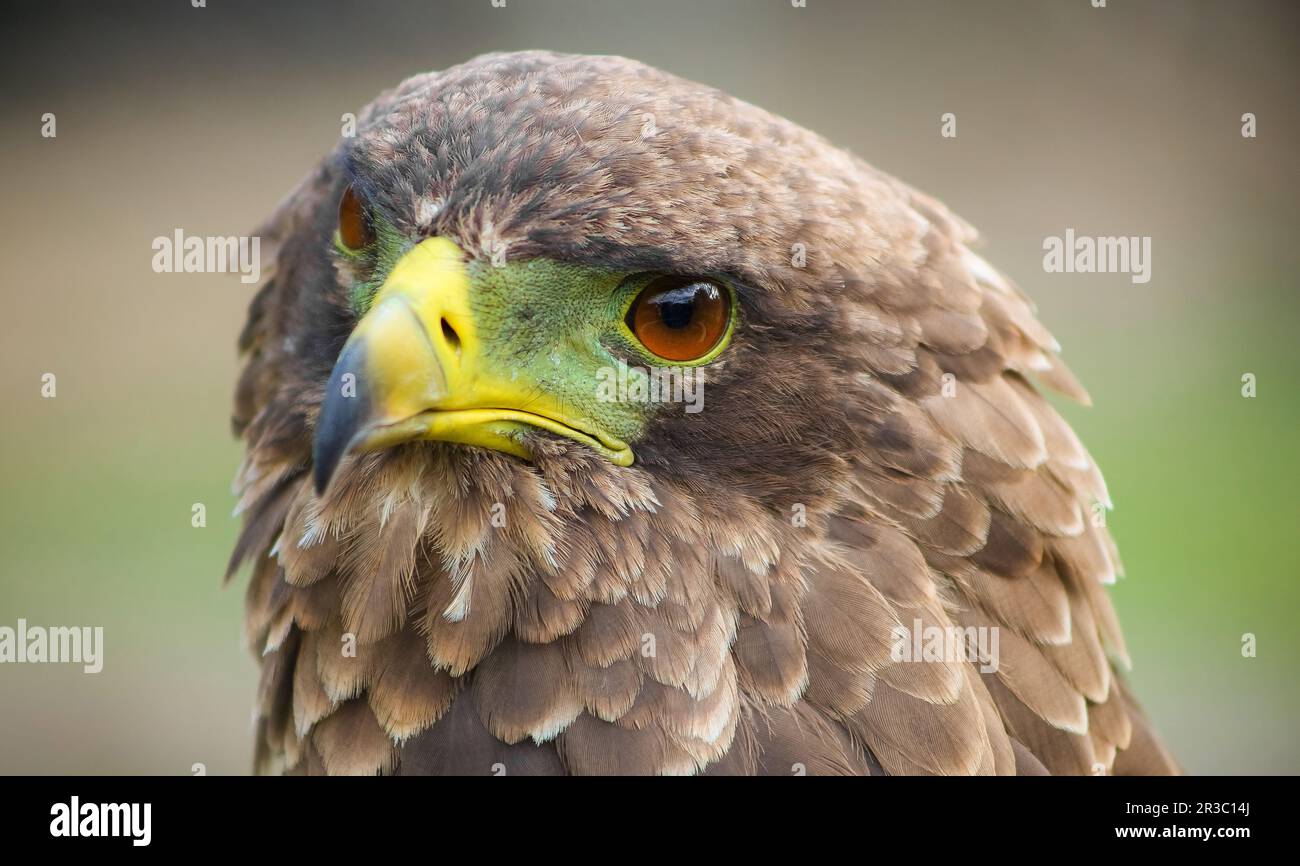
312;446;341;497
312;341;371;496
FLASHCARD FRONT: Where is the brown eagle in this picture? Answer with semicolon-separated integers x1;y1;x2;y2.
229;51;1178;776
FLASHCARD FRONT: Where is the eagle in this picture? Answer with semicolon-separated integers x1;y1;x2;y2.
229;51;1178;776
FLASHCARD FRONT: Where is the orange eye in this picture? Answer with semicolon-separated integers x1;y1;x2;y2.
626;276;731;362
337;184;375;250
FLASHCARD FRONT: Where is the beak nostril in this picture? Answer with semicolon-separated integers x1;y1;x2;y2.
440;318;461;355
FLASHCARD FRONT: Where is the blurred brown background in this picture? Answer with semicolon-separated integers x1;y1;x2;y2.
0;0;1296;774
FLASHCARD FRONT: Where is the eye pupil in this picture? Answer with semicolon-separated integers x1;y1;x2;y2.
659;298;696;329
627;277;730;362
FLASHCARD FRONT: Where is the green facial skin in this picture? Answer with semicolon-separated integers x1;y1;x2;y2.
340;219;414;314
336;214;735;450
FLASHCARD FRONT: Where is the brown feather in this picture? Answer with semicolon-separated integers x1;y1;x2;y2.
367;627;459;740
471;636;582;743
339;501;426;643
398;695;564;775
291;630;334;738
311;699;396;776
923;376;1047;470
847;677;991;776
960;562;1072;647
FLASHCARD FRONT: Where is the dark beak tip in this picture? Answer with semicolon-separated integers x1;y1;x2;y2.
313;342;370;497
311;426;350;497
312;456;334;497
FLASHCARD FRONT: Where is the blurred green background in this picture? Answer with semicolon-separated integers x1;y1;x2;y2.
1;0;1296;774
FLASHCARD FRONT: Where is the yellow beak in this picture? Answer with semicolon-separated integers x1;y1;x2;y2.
312;237;632;493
